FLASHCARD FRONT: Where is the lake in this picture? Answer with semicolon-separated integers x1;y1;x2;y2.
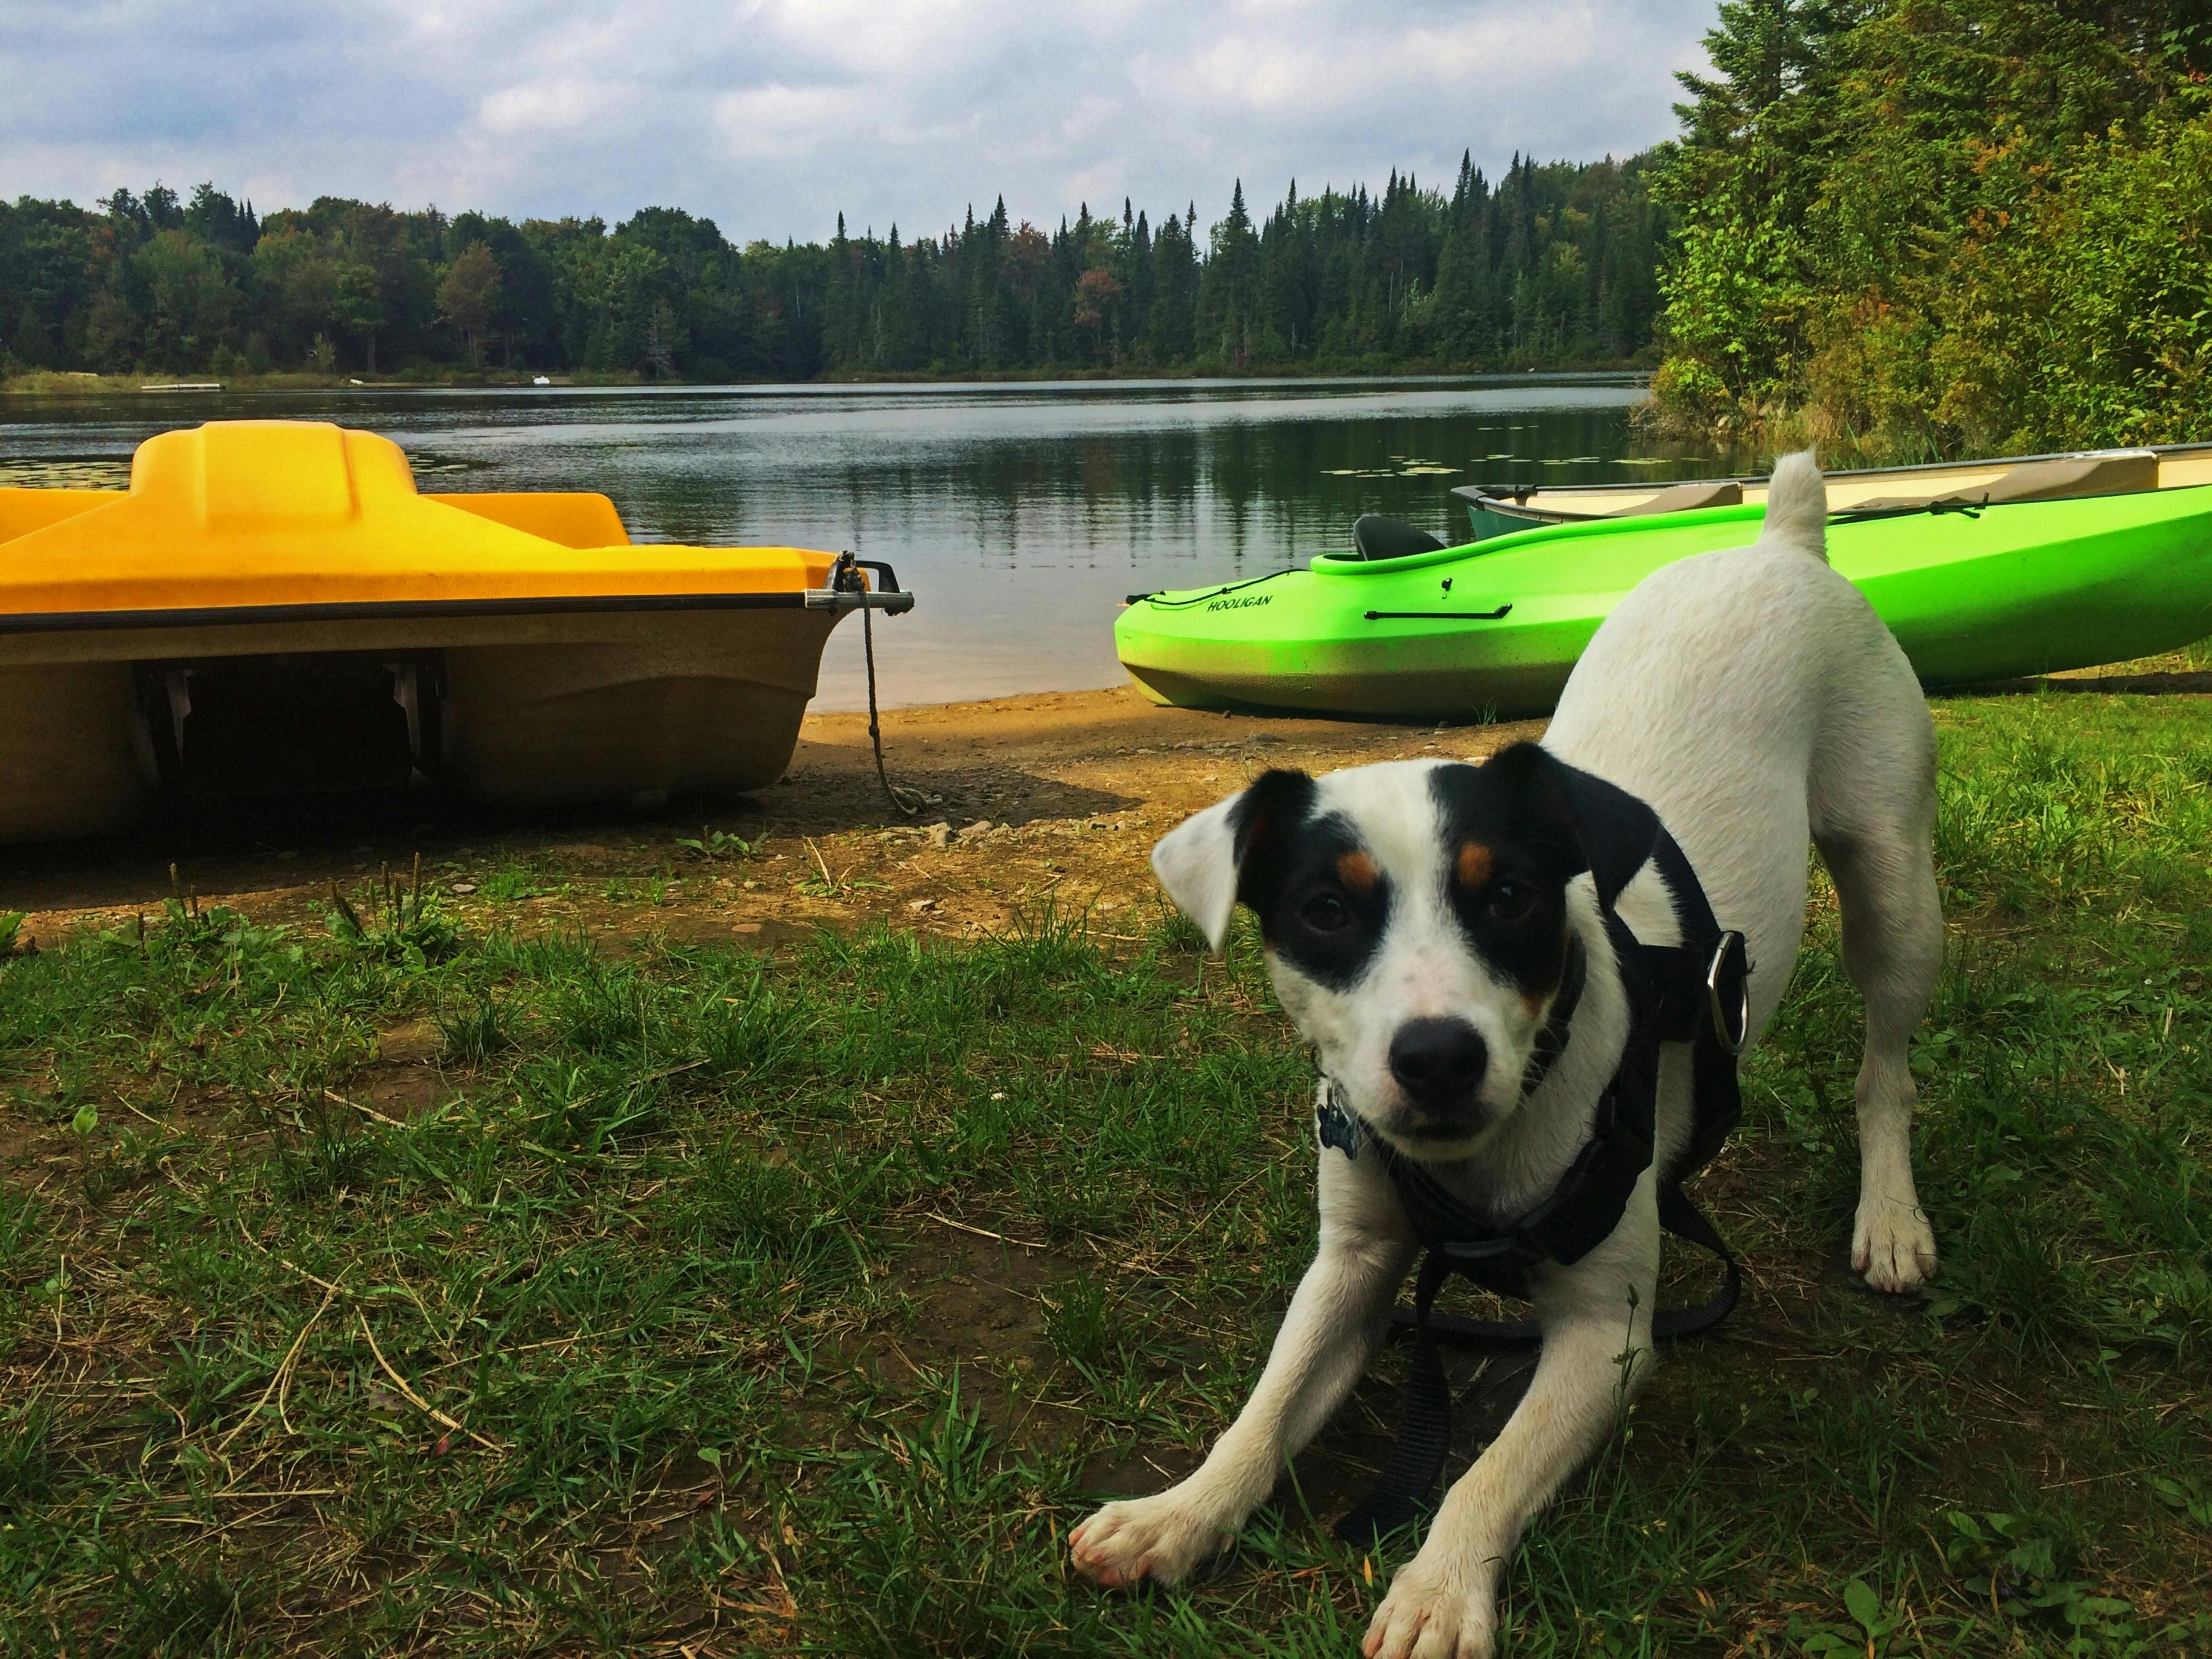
0;377;1732;709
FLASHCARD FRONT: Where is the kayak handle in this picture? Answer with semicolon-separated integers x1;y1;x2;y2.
1363;605;1512;622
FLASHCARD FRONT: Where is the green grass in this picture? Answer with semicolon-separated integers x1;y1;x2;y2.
3;690;2210;1655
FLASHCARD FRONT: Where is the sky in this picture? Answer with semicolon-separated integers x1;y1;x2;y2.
1;0;1718;244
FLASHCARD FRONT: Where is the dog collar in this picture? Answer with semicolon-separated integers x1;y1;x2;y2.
1521;931;1587;1096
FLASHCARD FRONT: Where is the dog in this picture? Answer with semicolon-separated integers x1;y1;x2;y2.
1070;452;1943;1657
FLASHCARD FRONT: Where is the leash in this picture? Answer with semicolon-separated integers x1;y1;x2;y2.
1325;826;1750;1543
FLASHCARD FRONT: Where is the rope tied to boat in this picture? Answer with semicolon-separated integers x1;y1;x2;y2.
833;551;924;818
1125;567;1300;608
1828;495;1990;526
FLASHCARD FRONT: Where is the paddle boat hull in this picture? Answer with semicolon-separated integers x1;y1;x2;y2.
1116;487;2212;718
0;421;910;842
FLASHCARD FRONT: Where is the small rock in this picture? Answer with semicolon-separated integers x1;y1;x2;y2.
451;882;478;895
956;820;994;844
923;821;952;849
906;898;939;914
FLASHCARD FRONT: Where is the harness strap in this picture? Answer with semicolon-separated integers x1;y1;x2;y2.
1333;1182;1741;1543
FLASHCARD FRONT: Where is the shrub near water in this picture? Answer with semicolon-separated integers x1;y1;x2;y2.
1;693;2208;1653
1655;1;2212;455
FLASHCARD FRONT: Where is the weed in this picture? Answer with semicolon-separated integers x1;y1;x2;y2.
1044;1276;1118;1368
797;835;884;900
476;862;552;902
675;826;753;860
435;988;511;1065
326;855;457;965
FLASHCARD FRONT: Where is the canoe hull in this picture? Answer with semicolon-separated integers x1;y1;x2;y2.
1118;489;2212;719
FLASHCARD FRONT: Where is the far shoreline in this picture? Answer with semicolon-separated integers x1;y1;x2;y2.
0;364;1656;400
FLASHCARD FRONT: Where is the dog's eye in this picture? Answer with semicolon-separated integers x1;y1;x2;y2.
1485;882;1536;922
1300;893;1352;932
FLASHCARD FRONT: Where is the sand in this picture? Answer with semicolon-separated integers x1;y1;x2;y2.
4;686;1544;952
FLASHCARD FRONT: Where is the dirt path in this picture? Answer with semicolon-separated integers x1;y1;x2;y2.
3;687;1545;951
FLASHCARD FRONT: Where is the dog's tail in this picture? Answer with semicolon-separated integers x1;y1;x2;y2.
1759;449;1828;564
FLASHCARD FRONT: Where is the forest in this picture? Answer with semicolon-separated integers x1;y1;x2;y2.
0;156;1665;384
11;0;2207;454
1653;0;2212;455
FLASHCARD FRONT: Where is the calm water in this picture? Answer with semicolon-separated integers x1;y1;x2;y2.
0;378;1733;709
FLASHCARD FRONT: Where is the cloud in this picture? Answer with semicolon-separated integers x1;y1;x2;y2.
0;0;1717;239
480;78;632;137
713;84;870;161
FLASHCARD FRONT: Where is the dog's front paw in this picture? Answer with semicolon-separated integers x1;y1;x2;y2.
1069;1489;1233;1589
1362;1554;1496;1659
1853;1195;1938;1292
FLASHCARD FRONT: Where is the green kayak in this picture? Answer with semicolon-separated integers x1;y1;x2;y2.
1115;487;2212;718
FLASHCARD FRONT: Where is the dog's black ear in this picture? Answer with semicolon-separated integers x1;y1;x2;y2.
1151;768;1314;950
1482;742;1658;910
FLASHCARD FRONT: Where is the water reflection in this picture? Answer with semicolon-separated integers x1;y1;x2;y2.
0;377;1729;708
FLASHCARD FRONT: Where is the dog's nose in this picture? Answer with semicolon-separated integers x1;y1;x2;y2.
1387;1018;1490;1113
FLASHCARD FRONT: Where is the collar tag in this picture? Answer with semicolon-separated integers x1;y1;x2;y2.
1316;1083;1364;1161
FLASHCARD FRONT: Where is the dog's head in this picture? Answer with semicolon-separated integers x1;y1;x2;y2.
1154;743;1656;1160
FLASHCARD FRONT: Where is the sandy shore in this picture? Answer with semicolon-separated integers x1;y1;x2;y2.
12;651;2205;952
4;686;1544;951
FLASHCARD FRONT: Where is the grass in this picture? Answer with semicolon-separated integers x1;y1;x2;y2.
3;690;2209;1655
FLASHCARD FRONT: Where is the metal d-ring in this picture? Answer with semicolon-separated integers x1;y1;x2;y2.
1707;930;1750;1056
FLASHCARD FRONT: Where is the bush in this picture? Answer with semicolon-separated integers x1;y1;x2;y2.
1654;1;2212;456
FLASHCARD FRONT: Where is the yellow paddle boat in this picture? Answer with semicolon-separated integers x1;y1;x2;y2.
0;420;911;842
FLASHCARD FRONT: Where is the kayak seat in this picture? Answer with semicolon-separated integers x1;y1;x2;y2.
1353;514;1446;560
1614;480;1743;517
1853;450;2159;513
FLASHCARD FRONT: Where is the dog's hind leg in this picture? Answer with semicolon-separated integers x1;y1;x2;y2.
1813;749;1944;1293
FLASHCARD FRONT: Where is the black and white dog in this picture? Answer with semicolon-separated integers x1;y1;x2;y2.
1071;453;1943;1657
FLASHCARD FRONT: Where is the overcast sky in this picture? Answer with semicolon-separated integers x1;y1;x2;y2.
2;1;1717;244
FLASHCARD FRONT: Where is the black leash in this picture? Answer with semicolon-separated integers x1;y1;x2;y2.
1336;1187;1741;1544
1326;824;1751;1544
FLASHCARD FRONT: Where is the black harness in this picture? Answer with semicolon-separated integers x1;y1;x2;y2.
1321;824;1752;1542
